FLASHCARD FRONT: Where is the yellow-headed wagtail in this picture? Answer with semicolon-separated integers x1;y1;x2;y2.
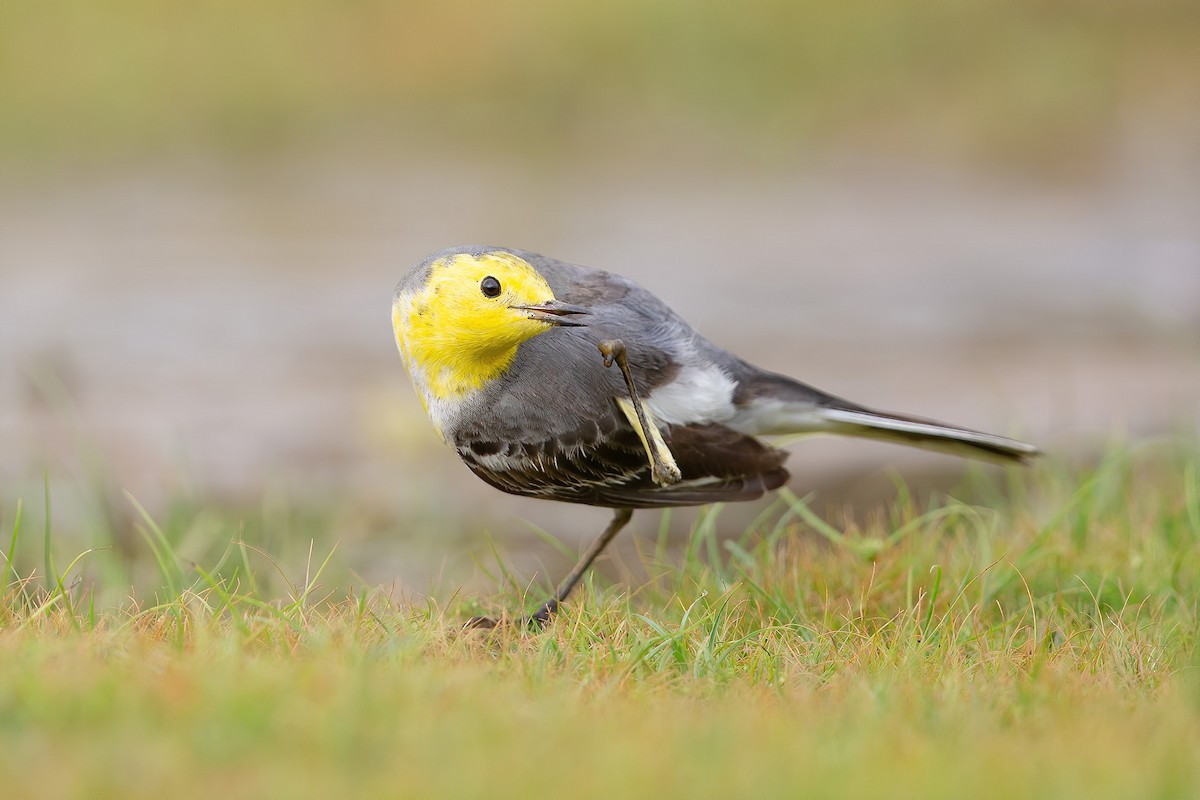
392;246;1039;626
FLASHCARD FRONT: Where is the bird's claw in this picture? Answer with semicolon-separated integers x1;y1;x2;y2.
463;601;557;632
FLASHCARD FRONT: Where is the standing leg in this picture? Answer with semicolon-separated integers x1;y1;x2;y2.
468;510;638;628
467;508;634;630
527;508;634;626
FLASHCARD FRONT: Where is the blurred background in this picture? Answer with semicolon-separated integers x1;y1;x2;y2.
2;1;1198;599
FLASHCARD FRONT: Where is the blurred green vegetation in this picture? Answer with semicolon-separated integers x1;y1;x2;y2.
1;0;1197;171
2;444;1199;797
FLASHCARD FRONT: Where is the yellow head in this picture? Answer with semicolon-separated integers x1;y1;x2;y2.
392;249;587;408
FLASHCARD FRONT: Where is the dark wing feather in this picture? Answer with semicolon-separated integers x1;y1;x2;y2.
593;424;789;507
457;412;790;510
458;420;649;503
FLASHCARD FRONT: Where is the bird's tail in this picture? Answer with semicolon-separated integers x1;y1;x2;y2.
732;371;1040;464
813;405;1040;464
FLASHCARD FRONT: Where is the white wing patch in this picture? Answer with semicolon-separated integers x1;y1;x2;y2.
645;365;737;426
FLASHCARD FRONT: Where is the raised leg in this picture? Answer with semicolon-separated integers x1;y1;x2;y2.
598;339;681;487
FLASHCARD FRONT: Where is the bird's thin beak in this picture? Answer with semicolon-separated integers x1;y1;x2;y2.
513;300;590;327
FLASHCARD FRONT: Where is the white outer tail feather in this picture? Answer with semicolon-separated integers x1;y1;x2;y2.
818;407;1040;463
730;398;1040;464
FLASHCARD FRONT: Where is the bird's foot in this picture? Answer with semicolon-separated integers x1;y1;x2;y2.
463;601;557;632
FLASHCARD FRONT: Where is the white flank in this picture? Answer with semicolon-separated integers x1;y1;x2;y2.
646;365;737;426
726;397;830;436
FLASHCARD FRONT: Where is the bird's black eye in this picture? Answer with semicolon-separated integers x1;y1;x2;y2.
480;276;502;298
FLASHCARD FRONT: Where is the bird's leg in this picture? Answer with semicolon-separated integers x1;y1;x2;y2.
464;509;635;631
526;508;634;627
598;339;682;487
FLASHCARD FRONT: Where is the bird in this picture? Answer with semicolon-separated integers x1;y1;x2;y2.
391;245;1039;626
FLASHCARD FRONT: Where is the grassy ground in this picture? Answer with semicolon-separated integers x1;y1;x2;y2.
2;443;1199;798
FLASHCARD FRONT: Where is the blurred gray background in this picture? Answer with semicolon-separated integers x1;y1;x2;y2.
1;2;1197;595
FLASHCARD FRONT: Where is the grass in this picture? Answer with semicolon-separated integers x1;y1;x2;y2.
2;442;1199;798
